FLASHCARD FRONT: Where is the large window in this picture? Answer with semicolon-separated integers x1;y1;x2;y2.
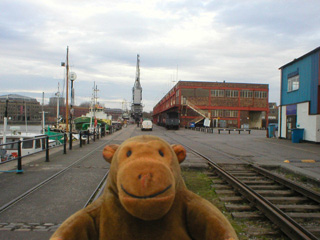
225;110;238;117
226;90;238;98
211;89;224;97
212;109;224;117
288;75;299;92
240;90;253;98
254;91;267;98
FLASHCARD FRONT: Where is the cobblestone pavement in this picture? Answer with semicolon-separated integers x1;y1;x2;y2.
0;222;60;232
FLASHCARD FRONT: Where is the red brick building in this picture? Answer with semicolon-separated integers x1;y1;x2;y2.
153;81;269;128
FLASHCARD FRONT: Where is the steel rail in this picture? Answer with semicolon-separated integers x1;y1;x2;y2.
0;133;121;214
183;145;318;240
251;164;320;204
83;170;109;208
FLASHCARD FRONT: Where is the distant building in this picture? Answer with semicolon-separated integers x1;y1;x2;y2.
106;108;123;121
0;94;41;124
49;96;65;106
153;81;269;128
262;102;278;122
279;47;320;142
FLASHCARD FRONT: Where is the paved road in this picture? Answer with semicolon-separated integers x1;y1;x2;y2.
0;124;319;240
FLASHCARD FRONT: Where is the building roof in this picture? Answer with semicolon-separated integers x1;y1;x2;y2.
279;46;320;70
0;94;37;102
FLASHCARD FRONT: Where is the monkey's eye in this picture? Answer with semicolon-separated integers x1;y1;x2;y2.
127;150;132;157
159;150;164;157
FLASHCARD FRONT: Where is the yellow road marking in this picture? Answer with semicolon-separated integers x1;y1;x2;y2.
301;159;316;163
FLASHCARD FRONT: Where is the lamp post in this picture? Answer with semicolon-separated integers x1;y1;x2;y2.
69;72;76;150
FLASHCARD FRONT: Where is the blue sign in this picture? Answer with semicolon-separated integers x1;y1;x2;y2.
286;104;297;115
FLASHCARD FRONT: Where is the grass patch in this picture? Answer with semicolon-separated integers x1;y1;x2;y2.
181;169;291;240
181;169;246;238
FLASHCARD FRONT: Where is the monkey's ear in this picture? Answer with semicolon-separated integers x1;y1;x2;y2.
171;144;186;163
102;144;119;163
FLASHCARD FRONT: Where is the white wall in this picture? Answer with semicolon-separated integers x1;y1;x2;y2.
279;105;287;138
297;102;320;142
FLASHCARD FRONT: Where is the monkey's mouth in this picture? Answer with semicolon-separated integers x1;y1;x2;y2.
121;184;172;199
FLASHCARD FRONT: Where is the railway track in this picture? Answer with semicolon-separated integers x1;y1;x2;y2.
167;131;320;240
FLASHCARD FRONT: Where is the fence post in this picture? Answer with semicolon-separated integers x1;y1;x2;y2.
17;140;23;174
80;131;82;148
64;133;67;154
69;131;72;150
45;136;49;162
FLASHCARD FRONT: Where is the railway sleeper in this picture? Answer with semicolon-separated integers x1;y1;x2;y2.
242;180;277;185
246;225;282;238
276;204;320;212
232;212;264;219
266;196;310;204
227;172;259;176
255;189;296;197
250;184;286;190
286;212;320;221
215;190;241;196
217;163;249;171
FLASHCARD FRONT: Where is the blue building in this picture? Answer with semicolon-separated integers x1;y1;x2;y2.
279;47;320;142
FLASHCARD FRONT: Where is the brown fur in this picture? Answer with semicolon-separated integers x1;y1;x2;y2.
50;135;238;240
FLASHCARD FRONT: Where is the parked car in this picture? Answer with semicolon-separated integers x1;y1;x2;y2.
141;120;153;131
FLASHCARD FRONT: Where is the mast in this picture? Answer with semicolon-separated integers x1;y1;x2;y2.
56;83;60;127
65;46;69;132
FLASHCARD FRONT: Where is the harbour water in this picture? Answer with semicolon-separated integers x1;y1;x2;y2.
0;124;43;134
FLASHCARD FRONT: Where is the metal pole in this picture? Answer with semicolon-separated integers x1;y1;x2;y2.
3;99;9;146
63;133;67;154
46;136;49;162
69;131;72;150
80;131;82;148
17;140;22;174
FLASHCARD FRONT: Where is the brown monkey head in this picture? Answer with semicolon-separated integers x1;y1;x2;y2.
102;135;186;221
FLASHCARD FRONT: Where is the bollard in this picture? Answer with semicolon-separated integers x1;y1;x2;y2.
17;140;23;174
80;131;82;148
69;131;72;150
93;129;96;142
87;130;90;144
64;133;67;154
46;136;49;162
97;128;100;139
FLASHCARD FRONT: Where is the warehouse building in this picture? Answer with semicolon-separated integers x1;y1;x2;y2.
153;81;269;129
0;94;41;124
279;47;320;142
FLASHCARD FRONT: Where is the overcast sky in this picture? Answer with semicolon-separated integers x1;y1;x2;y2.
1;0;319;112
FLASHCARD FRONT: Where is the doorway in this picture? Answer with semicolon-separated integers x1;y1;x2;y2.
286;115;296;140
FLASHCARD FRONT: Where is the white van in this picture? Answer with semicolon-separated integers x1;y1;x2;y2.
141;120;153;131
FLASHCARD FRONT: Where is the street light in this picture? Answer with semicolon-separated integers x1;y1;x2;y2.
69;72;77;150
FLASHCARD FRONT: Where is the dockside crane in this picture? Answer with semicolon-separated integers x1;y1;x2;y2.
131;54;143;123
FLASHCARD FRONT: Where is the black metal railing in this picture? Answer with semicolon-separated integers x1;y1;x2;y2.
0;125;110;174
